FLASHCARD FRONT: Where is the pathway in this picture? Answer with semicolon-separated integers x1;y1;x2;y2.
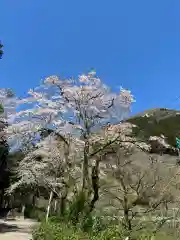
0;218;37;240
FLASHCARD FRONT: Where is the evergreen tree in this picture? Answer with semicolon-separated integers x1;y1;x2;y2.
0;42;3;59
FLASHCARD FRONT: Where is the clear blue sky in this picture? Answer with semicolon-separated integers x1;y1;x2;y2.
1;0;180;114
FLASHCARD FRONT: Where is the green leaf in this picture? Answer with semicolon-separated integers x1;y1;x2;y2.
0;104;4;114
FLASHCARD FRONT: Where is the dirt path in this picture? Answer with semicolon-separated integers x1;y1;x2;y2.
0;218;37;240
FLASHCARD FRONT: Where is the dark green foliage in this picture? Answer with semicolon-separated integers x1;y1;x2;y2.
0;141;9;207
0;106;9;207
63;191;87;225
0;42;3;59
0;104;4;114
24;205;46;221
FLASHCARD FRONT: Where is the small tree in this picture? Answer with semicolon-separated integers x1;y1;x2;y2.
99;140;180;237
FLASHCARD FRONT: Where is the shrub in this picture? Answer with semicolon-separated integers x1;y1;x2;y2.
66;191;87;224
24;205;46;221
32;218;129;240
33;218;89;240
33;218;176;240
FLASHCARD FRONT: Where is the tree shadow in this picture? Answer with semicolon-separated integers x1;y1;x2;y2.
0;222;19;233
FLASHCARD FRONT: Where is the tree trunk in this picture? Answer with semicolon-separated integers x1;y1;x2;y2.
21;205;25;219
120;176;132;232
54;200;57;213
60;193;67;216
82;142;90;189
0;189;4;208
82;137;93;202
89;159;100;213
124;208;131;231
32;194;36;207
46;191;53;222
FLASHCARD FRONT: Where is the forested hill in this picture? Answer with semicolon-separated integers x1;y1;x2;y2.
127;108;180;147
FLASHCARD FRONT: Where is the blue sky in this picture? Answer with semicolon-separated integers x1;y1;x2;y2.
0;0;180;114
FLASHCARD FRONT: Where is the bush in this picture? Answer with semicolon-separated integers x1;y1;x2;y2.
76;214;107;234
33;218;177;240
33;218;89;240
93;225;127;240
24;205;46;221
65;191;87;224
32;218;135;240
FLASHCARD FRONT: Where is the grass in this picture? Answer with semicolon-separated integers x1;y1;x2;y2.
32;215;180;240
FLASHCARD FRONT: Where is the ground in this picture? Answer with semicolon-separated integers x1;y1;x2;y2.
0;218;37;240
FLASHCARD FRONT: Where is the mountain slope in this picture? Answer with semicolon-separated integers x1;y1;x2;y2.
127;108;180;147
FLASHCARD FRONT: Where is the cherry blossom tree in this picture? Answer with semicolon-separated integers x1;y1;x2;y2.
6;70;135;217
8;132;85;220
